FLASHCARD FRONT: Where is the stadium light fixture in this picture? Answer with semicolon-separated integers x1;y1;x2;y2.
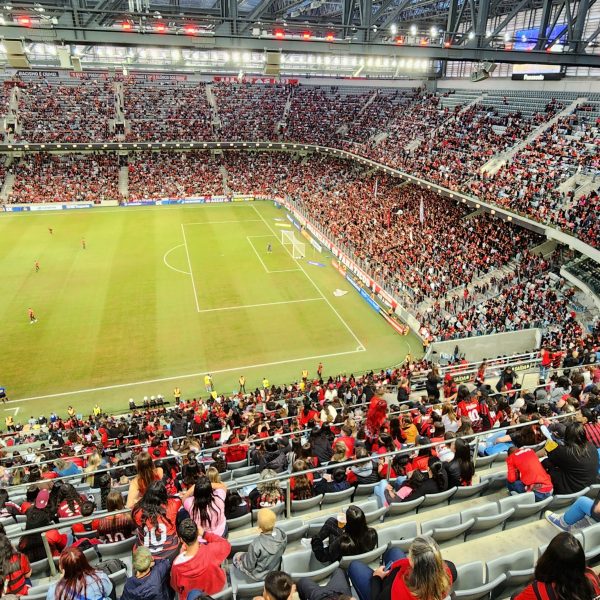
183;24;197;35
17;14;32;26
409;24;417;35
504;32;511;42
468;31;475;39
121;20;133;31
420;37;428;45
274;28;285;38
154;21;167;33
395;36;404;45
390;24;397;35
325;32;335;41
302;31;311;40
430;26;437;37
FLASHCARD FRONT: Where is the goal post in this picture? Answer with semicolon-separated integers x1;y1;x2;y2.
281;230;305;259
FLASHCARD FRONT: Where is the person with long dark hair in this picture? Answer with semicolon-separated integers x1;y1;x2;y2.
445;438;475;487
514;532;600;600
311;505;377;564
132;480;181;561
0;534;31;596
126;452;164;508
56;484;86;519
183;475;226;537
46;546;112;600
544;421;599;494
384;457;448;505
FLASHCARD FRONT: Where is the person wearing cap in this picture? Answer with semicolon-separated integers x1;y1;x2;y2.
120;546;171;600
170;518;230;599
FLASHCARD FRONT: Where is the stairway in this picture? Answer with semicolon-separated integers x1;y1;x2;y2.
480;97;589;176
277;89;294;138
205;85;222;132
220;164;229;194
118;165;129;199
0;172;15;200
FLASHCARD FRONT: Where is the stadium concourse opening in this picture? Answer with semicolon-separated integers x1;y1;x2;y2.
0;201;417;414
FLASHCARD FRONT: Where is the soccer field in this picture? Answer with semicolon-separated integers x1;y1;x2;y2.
0;201;421;418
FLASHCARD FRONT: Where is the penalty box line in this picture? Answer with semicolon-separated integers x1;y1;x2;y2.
246;236;301;274
8;347;367;404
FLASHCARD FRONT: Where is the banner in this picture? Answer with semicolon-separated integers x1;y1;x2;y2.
213;76;299;85
17;70;59;78
332;259;347;277
286;214;301;231
232;195;254;202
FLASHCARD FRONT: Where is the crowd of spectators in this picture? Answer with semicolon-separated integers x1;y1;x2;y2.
212;83;291;141
0;338;597;597
123;81;214;142
9;153;121;203
15;81;114;143
127;151;224;200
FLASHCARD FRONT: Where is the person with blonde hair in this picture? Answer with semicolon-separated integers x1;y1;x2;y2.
250;469;285;509
84;451;110;509
348;536;456;600
207;466;227;490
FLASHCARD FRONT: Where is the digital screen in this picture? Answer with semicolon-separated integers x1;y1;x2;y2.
512;25;566;76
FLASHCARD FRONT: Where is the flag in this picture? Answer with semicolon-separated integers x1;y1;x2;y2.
409;230;414;244
374;178;378;200
419;197;425;225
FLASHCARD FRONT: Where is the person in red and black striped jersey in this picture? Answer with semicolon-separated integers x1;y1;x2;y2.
581;408;600;448
514;532;600;600
0;534;31;597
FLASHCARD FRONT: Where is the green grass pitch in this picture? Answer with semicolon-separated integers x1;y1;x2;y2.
0;201;421;419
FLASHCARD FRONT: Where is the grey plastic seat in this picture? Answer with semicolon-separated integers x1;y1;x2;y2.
252;502;285;522
582;522;600;561
26;583;52;600
322;488;354;505
354;483;378;497
227;535;254;558
388;522;421;551
108;568;128;597
487;548;535;594
97;536;136;559
386;496;424;516
232;465;257;478
277;519;309;542
226;512;252;530
376;522;419;549
219;470;233;482
418;487;457;510
421;514;475;543
54;546;98;567
213;587;234;600
451;481;489;502
73;529;99;540
498;492;552;521
493;452;508;463
479;473;507;491
230;566;268;599
227;459;248;470
548;487;590;510
339;545;387;569
29;558;50;578
282;550;340;581
539;531;583;555
474;455;495;469
585;484;600;499
236;473;261;485
454;561;506;600
291;494;323;515
460;504;515;539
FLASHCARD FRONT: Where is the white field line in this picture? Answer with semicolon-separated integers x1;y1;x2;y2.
163;244;190;275
246;236;271;274
198;297;324;314
252;205;367;352
7;347;367;404
185;219;264;225
180;224;201;313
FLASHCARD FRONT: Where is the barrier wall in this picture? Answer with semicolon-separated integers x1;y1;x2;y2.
429;329;542;362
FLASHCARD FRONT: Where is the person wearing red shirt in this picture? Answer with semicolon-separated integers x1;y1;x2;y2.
334;426;355;458
506;446;553;500
514;532;600;600
224;434;249;463
170;518;230;600
298;403;319;427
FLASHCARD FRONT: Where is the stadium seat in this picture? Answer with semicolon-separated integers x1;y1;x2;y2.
108;567;128;597
73;529;99;540
486;548;535;597
277;519;309;542
474;455;495;469
230;565;268;599
353;483;378;497
539;531;583;555
291;495;323;515
547;488;590;510
454;561;506;600
53;546;99;567
322;488;354;505
26;583;52;600
339;545;387;569
582;522;600;562
227;535;253;559
231;466;257;478
418;487;457;510
252;502;285;523
29;558;51;579
281;550;340;581
498;493;552;521
226;513;252;530
421;514;475;543
386;496;424;516
478;473;507;491
451;482;489;501
213;586;234;600
227;459;248;470
460;504;515;538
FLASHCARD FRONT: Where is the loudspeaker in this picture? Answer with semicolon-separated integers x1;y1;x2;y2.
72;56;82;72
482;61;497;74
470;69;488;82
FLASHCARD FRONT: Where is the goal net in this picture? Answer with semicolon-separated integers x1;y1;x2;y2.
281;230;306;259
